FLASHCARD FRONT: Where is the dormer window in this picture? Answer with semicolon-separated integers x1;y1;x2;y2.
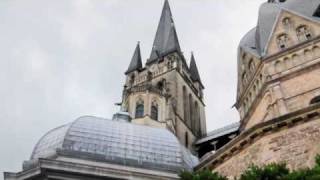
277;34;289;50
296;25;312;41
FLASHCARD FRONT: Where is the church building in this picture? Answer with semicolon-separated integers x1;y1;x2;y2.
4;1;205;179
5;0;320;179
196;0;320;178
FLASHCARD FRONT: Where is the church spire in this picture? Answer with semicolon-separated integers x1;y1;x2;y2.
189;53;203;87
125;42;142;75
147;0;181;64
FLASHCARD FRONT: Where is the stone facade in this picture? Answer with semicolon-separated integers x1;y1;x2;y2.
196;0;320;178
215;112;320;178
123;52;206;150
237;11;320;131
196;104;320;178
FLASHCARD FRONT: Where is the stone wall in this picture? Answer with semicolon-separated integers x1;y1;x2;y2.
214;118;320;178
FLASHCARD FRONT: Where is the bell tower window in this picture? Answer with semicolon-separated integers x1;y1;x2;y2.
135;100;144;118
151;101;159;121
296;25;312;41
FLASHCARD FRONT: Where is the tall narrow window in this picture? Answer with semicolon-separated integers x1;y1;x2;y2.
194;101;200;136
185;132;189;147
183;86;188;122
135;100;144;118
151;101;158;121
189;94;194;130
297;25;312;41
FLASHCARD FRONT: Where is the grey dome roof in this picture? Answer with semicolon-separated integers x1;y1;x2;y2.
29;116;198;173
239;0;320;57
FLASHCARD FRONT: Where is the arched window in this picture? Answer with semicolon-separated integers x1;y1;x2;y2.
151;101;158;121
130;74;135;85
183;86;188;122
189;94;194;129
310;95;320;105
277;33;289;50
194;101;201;136
282;17;291;30
135;100;144;118
296;25;312;41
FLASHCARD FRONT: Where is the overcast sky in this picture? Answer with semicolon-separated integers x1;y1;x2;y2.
0;0;265;177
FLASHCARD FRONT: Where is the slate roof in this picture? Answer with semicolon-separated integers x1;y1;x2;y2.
196;122;240;145
125;42;142;75
148;0;181;64
29;116;198;173
240;0;320;58
189;53;203;87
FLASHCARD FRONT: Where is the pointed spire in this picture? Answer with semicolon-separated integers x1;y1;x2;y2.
147;0;181;64
189;53;203;87
125;42;142;75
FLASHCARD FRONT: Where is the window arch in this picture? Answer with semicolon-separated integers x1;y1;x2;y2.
275;60;282;72
277;33;289;50
135;99;144;118
151;100;159;121
282;17;291;29
310;95;320;105
296;25;312;41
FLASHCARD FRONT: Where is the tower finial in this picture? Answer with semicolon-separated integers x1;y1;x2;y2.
147;0;181;64
125;42;142;75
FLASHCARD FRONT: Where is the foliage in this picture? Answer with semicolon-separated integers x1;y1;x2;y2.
179;169;228;180
180;155;320;180
239;163;289;180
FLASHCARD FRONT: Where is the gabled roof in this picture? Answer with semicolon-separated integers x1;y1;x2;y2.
125;42;142;75
189;53;203;87
147;0;181;64
239;0;320;58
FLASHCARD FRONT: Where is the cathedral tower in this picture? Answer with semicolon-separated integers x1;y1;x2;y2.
122;0;206;150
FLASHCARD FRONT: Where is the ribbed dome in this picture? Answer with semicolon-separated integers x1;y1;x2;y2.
28;116;198;173
239;0;320;57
